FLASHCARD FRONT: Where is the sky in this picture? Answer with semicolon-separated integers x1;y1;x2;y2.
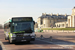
0;0;75;25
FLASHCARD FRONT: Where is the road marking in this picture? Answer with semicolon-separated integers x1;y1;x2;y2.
0;41;6;50
35;45;43;47
36;39;74;49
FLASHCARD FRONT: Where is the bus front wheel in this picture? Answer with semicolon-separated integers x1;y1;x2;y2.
9;38;15;44
5;37;7;40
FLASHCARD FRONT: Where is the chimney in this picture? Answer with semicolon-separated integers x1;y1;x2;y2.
57;13;59;16
48;13;50;15
65;14;67;16
45;12;46;15
42;13;46;16
51;13;53;16
42;13;44;15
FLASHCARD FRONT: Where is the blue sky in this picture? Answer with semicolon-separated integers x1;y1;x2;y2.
0;0;75;24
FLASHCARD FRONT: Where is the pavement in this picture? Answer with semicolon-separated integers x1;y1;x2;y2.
0;29;75;50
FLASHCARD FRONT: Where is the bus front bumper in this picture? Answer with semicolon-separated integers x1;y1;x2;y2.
11;36;35;42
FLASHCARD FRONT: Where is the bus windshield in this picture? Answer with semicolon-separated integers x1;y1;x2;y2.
12;22;34;33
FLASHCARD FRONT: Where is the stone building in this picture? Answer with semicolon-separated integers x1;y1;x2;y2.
36;7;75;28
34;22;38;28
55;7;75;28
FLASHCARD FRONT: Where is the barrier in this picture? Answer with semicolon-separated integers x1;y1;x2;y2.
40;35;44;40
43;30;75;33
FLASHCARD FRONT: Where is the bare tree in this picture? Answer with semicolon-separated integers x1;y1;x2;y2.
0;24;3;29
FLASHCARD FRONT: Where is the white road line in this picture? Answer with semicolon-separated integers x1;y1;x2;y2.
35;45;43;47
0;41;6;50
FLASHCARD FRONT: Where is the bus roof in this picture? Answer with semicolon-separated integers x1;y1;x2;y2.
4;17;33;24
4;19;12;24
12;17;32;18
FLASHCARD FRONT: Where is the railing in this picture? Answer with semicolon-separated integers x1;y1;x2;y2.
43;30;75;33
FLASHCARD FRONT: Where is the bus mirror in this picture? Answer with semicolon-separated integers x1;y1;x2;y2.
33;21;35;25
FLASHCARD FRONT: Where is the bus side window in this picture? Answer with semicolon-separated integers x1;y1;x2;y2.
12;26;14;32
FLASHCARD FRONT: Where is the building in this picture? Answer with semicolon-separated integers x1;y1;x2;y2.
36;7;75;28
34;22;38;28
55;7;75;28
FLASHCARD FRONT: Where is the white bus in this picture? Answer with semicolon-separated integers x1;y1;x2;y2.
4;17;35;43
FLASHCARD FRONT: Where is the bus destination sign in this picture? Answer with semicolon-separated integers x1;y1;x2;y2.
12;17;32;22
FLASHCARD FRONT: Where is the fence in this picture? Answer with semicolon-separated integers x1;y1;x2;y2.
43;30;75;33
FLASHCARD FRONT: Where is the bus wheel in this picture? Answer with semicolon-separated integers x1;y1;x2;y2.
5;37;7;40
9;38;15;44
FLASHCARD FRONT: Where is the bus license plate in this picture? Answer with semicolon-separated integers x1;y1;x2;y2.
21;40;26;41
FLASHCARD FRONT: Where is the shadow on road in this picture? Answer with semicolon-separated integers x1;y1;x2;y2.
36;37;75;45
15;49;72;50
3;40;53;45
3;41;33;45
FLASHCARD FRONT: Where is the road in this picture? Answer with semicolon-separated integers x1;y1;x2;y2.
0;29;75;50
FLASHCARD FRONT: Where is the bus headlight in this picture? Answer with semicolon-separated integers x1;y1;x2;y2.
12;34;16;37
30;33;35;36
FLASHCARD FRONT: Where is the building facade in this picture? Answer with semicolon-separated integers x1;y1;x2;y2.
36;7;75;28
55;7;75;28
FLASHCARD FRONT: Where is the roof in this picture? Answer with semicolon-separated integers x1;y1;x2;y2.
39;14;70;19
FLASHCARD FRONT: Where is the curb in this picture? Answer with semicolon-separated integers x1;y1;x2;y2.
0;41;6;50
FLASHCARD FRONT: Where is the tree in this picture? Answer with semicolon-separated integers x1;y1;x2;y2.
0;24;3;29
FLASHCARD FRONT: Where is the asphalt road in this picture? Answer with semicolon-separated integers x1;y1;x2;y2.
0;29;75;50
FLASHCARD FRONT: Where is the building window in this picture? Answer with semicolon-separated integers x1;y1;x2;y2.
54;25;56;27
44;24;45;27
57;25;58;27
59;24;60;27
62;24;64;27
40;20;43;25
66;24;68;27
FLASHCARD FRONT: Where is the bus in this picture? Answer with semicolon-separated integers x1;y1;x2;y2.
4;17;35;43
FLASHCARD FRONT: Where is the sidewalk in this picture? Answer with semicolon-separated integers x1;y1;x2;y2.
0;41;6;50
